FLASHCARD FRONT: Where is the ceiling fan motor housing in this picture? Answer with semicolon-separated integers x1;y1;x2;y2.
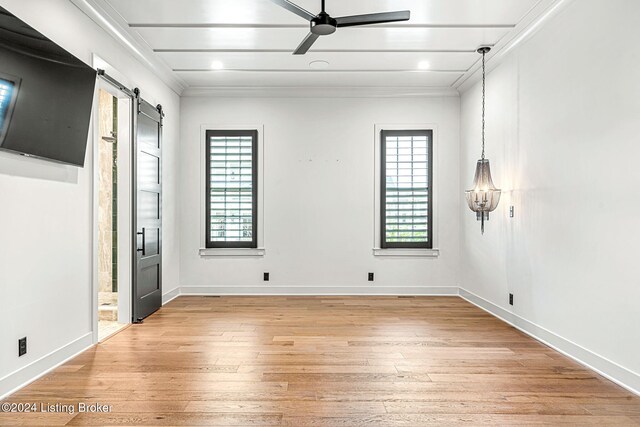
311;12;337;35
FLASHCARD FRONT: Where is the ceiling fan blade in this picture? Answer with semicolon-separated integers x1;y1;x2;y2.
293;32;319;55
335;10;410;28
269;0;316;21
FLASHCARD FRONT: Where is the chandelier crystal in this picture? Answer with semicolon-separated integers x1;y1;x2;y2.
465;46;501;234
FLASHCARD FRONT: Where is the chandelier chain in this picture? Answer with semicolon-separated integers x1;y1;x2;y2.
481;49;486;160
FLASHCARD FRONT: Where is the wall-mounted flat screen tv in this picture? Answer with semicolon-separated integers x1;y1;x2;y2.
0;6;96;167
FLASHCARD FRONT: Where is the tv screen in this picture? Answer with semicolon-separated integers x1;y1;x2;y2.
0;7;96;167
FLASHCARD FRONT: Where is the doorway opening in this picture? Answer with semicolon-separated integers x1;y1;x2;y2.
97;89;124;340
95;82;133;342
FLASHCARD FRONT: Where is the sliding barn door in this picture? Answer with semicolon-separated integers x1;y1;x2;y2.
133;95;163;322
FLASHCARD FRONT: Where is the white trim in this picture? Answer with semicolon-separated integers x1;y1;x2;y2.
459;288;640;397
180;286;458;296
372;248;439;257
69;0;186;95
182;87;461;98
199;248;266;257
0;333;94;400
162;287;181;305
115;96;133;325
373;124;439;252
92;54;132;90
200;124;265;250
90;78;101;346
91;66;134;344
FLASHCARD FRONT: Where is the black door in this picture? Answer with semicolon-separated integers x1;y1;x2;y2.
133;95;163;322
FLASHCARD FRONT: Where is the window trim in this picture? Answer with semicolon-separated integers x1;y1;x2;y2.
205;129;258;249
380;128;434;250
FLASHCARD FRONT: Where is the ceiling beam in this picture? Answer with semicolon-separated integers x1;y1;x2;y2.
173;69;467;73
155;49;477;53
130;23;516;29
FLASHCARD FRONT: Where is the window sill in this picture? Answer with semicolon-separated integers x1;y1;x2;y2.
199;248;266;257
372;248;440;257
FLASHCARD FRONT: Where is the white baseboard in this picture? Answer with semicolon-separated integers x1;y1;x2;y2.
162;287;181;305
459;288;640;397
0;332;94;400
179;285;459;296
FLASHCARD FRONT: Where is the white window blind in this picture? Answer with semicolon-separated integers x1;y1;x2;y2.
206;130;257;248
381;130;433;249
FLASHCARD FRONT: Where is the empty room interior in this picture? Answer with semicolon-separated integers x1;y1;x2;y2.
1;0;639;425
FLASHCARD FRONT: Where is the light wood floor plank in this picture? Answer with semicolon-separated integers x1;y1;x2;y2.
0;296;638;426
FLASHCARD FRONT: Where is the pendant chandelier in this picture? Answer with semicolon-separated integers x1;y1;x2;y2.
465;46;501;234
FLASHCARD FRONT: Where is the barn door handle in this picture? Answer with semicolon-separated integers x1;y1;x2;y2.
137;228;146;256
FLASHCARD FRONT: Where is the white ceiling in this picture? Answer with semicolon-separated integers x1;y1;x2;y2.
99;0;546;92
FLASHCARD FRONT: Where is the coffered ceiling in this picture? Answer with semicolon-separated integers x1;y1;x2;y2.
87;0;562;94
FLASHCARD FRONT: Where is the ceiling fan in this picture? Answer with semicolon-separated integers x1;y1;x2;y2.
270;0;411;55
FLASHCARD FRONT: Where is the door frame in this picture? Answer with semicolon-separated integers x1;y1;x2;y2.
91;76;134;344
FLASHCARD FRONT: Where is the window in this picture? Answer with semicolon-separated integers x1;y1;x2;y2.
380;129;433;249
206;130;258;248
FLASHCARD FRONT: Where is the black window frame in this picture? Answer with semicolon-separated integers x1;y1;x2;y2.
380;129;434;249
205;129;258;249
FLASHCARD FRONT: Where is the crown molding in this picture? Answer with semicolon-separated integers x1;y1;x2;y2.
455;0;576;93
181;86;460;98
69;0;187;95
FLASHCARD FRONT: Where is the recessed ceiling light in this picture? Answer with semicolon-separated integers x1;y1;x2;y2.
418;61;431;70
309;60;330;69
210;61;224;70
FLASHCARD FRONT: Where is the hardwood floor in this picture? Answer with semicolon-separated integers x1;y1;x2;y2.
2;296;639;426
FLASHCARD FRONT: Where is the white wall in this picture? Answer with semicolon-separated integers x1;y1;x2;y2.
180;96;460;294
0;0;180;397
460;0;640;391
6;0;638;402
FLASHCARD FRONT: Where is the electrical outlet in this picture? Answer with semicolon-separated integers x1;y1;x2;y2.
18;337;27;357
263;272;270;282
368;272;374;282
510;206;515;218
509;293;514;306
